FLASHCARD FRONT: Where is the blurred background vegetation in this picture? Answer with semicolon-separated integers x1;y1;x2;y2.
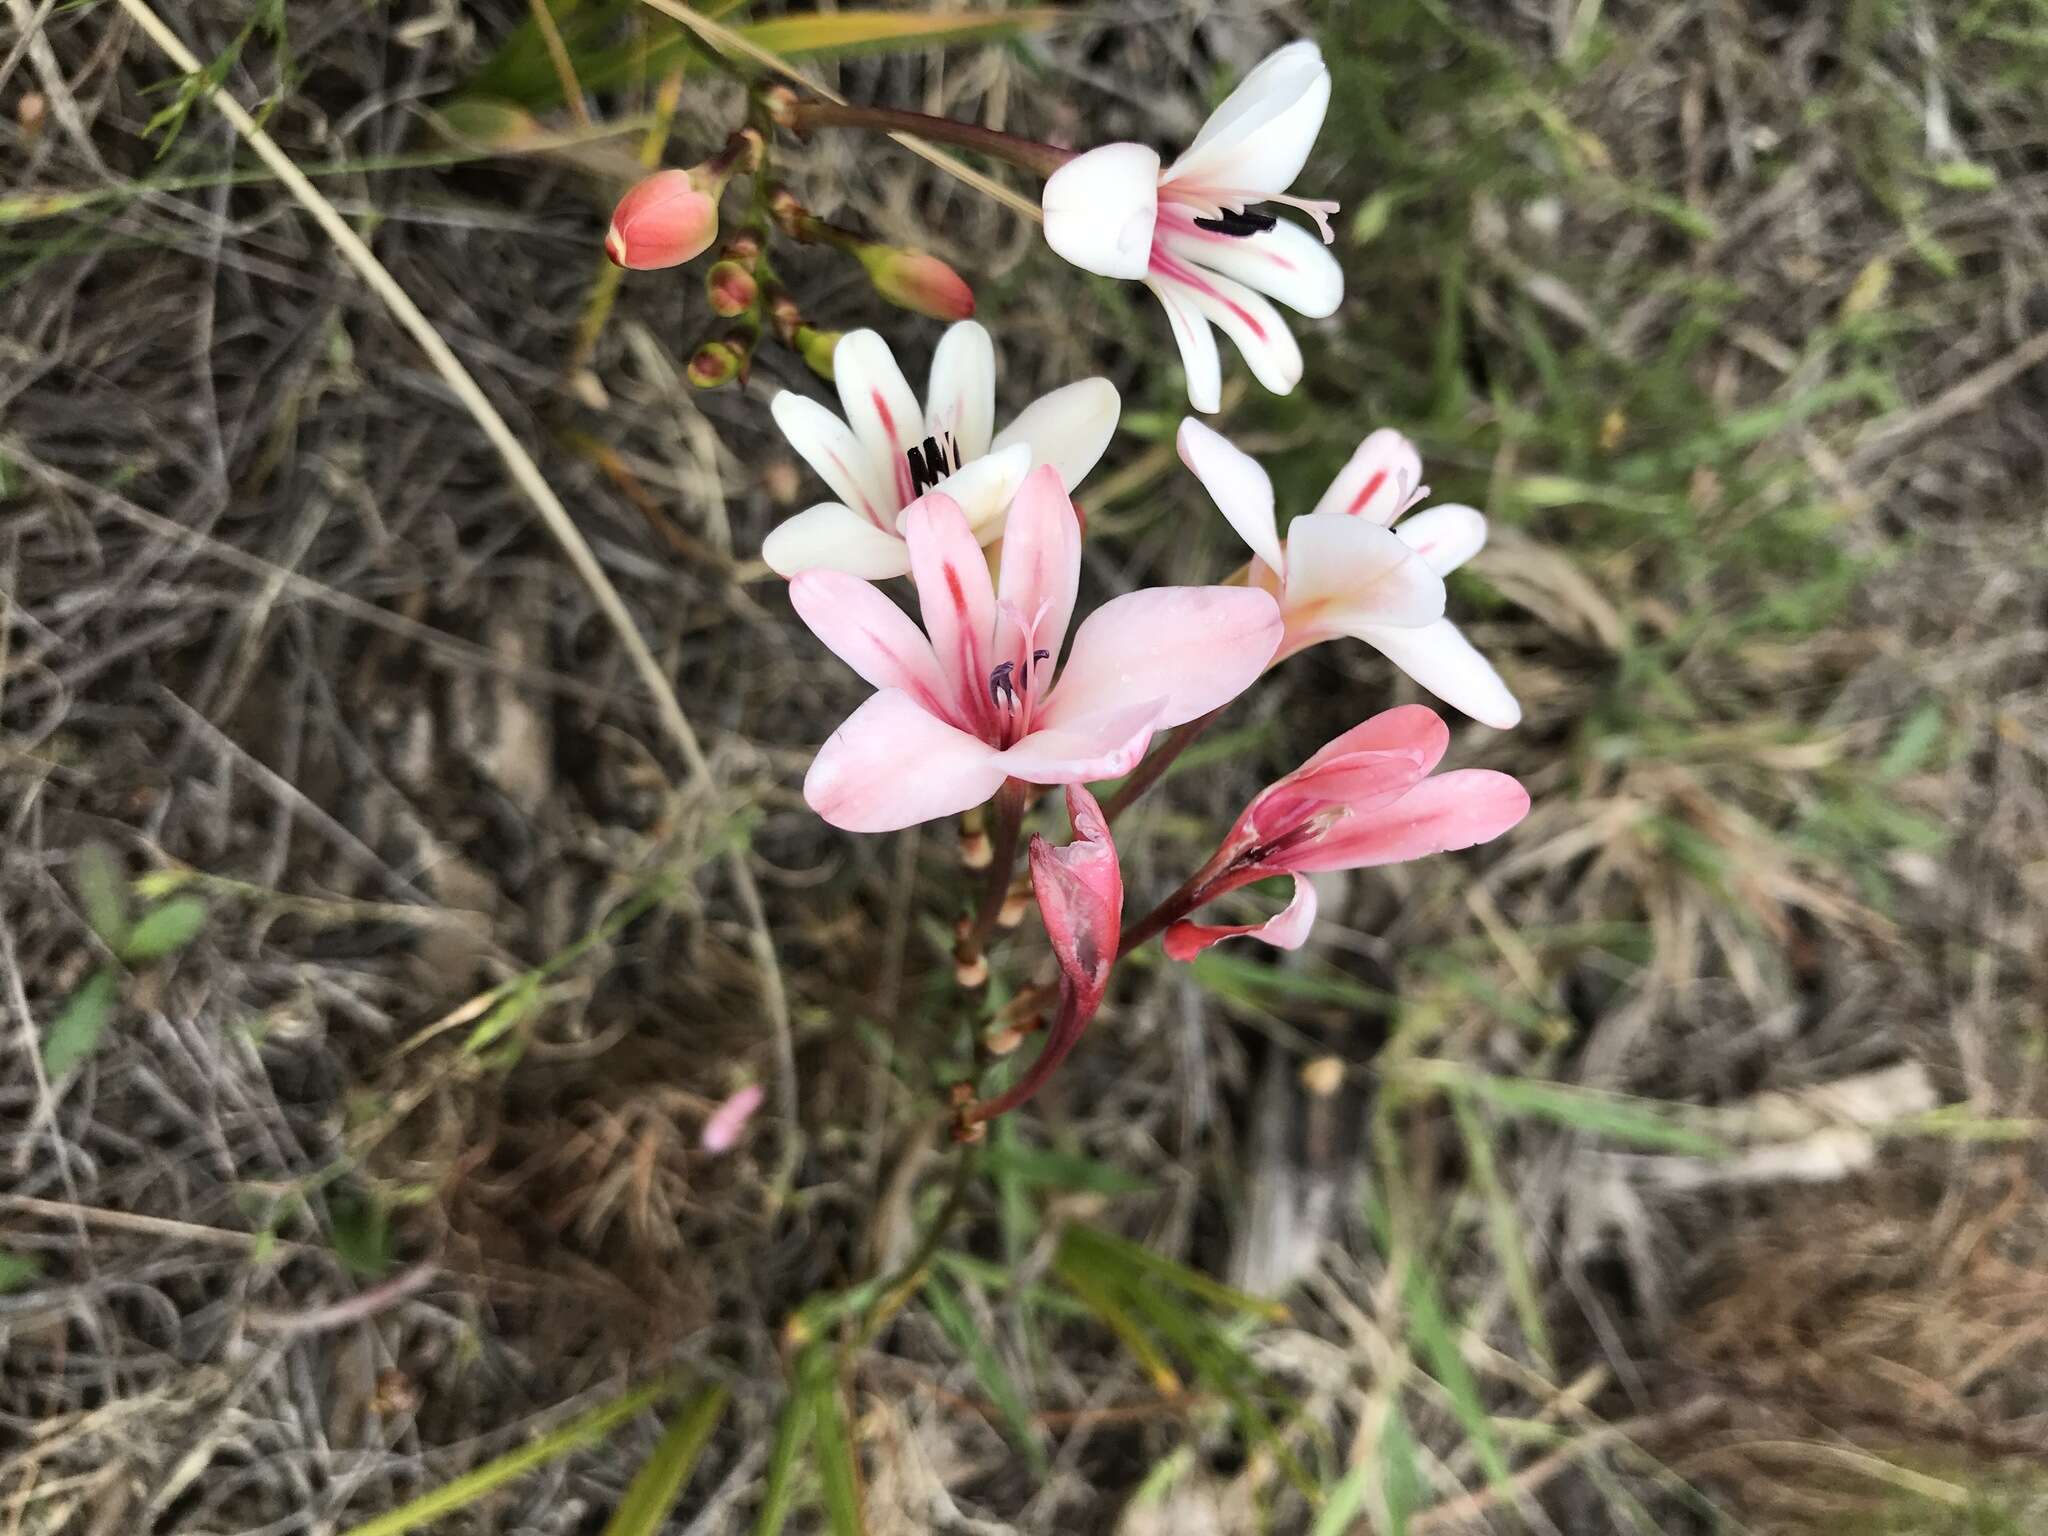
2;1;2044;1532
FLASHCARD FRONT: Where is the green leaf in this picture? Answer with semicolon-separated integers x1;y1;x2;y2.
72;842;130;947
601;1385;728;1536
334;1375;682;1536
43;969;117;1079
1876;700;1945;782
923;1273;1047;1475
0;1249;42;1293
751;1389;814;1536
464;7;1061;112
120;897;208;962
330;1190;393;1278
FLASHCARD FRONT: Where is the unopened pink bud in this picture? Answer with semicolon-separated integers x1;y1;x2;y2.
706;260;758;317
687;339;744;389
860;245;975;320
605;169;719;271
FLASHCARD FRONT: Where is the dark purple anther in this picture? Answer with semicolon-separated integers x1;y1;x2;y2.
988;660;1018;708
1194;209;1278;238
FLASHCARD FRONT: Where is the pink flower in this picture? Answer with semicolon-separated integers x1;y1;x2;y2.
1177;418;1522;730
1040;40;1342;412
605;169;719;270
1162;706;1529;959
964;785;1121;1124
793;466;1283;832
701;1082;764;1153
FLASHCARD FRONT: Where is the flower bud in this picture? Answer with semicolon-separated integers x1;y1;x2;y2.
706;260;758;317
434;97;543;151
858;245;976;320
794;325;842;382
606;169;718;270
686;339;744;389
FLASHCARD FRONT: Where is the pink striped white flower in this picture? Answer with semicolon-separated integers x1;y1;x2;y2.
1040;40;1342;413
764;322;1119;580
1177;418;1522;729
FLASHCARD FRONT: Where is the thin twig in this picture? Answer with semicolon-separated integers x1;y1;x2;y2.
632;0;1045;223
108;0;796;1157
242;1262;438;1334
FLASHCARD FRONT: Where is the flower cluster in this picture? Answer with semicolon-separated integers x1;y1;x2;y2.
605;36;1532;1132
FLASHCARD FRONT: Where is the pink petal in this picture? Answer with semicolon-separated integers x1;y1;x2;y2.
994;465;1082;672
789;570;949;717
1145;276;1222;414
1287;769;1529;873
1394;504;1487;575
1040;586;1282;734
1235;705;1449;846
903;493;999;734
964;786;1121;1124
804;690;1006;833
1309;429;1426;526
1178;418;1284;575
701;1083;764;1152
997;698;1164;784
1280;513;1446;647
1164;873;1318;960
1359;618;1522;730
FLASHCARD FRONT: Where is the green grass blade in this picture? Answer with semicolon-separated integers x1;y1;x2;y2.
1449;1091;1554;1371
1406;1061;1728;1157
335;1375;681;1536
922;1271;1047;1474
1050;1245;1182;1394
120;896;208;961
1060;1224;1289;1321
600;1385;729;1536
72;841;130;948
751;1387;814;1536
803;1351;866;1536
1400;1253;1512;1499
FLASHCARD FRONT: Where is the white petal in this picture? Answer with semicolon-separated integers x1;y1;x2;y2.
1161;41;1330;199
762;503;911;580
1183;265;1302;398
1146;277;1222;414
1042;143;1161;281
1310;429;1426;525
1395;504;1487;575
991;378;1121;495
1176;417;1283;574
770;391;895;530
924;321;996;463
1283;513;1446;634
833;329;925;509
1358;618;1522;730
906;442;1032;542
1157;214;1342;318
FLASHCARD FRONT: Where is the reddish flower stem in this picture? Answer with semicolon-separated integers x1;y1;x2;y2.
781;100;1075;179
1103;707;1224;824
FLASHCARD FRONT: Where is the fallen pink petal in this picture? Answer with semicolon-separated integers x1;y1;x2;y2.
701;1082;766;1153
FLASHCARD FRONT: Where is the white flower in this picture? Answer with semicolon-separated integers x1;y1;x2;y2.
763;322;1120;580
1040;40;1343;413
1177;418;1522;729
